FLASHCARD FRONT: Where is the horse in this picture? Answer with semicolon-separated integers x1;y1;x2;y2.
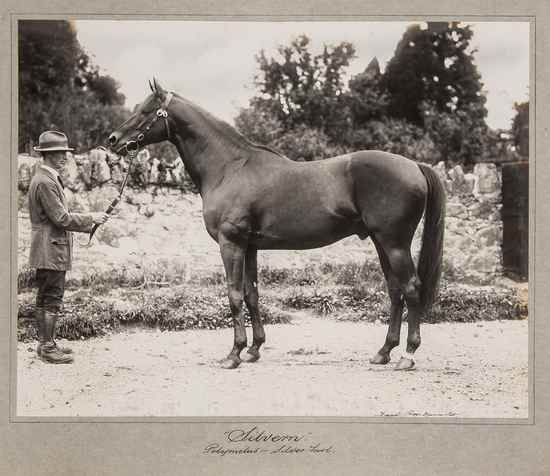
108;78;446;371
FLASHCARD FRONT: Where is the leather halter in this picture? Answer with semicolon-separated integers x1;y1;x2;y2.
126;92;174;153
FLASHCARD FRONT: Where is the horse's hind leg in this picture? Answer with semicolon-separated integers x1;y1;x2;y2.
369;238;404;365
241;247;265;363
374;235;423;371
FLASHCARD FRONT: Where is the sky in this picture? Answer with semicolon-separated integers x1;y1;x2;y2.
75;20;530;131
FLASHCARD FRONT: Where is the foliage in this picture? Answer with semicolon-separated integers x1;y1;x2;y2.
234;104;284;146
271;125;345;161
426;282;525;323
380;22;490;166
18;257;525;341
511;101;529;158
283;290;342;315
17;285;291;341
420;100;489;166
346;117;440;163
18;20;131;153
251;35;355;141
383;22;487;126
237;24;498;166
280;281;524;324
235;105;345;161
347;57;389;124
19;20;80;99
52;91;130;151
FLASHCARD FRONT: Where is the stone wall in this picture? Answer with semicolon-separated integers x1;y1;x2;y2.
17;149;189;193
432;161;503;284
17;155;505;284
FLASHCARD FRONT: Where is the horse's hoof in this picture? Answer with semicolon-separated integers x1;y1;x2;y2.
241;349;260;363
220;357;241;369
394;357;415;371
369;352;391;365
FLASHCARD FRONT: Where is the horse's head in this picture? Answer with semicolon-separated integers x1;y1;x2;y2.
108;78;173;156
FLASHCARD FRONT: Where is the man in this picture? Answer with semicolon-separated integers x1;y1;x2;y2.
29;131;109;364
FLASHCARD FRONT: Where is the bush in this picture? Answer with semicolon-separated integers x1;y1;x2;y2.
271;125;346;161
426;283;525;323
234;106;284;146
346;118;440;163
279;280;525;324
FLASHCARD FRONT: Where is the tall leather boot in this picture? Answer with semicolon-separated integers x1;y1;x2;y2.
39;309;74;364
36;308;73;356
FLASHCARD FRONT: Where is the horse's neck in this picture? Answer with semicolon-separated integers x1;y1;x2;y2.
171;101;251;195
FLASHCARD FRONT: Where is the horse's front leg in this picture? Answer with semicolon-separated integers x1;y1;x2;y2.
241;247;265;363
218;232;247;369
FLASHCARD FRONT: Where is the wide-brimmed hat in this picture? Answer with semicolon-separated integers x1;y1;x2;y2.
33;130;74;152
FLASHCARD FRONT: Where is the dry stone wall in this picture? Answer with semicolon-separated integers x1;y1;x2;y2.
17;149;188;194
17;155;504;284
432;161;503;284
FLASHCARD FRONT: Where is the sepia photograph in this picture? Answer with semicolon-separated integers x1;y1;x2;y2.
15;19;530;419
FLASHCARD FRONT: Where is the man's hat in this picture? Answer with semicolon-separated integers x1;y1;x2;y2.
33;130;74;152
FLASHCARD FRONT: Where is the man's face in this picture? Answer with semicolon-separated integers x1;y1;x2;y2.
43;151;68;172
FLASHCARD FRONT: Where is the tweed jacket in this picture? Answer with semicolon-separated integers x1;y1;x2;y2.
28;165;94;270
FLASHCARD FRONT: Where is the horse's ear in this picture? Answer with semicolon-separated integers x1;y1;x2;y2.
152;77;167;102
149;79;155;93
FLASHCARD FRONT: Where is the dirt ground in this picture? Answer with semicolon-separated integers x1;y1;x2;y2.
17;312;528;418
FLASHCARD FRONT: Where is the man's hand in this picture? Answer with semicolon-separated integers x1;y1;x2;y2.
91;212;110;225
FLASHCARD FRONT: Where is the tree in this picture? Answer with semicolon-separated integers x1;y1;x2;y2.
420;99;489;166
511;101;529;158
237;25;495;166
347;57;389;125
234;104;284;146
19;21;81;150
347;118;440;164
382;22;490;165
383;22;487;126
18;20;130;153
76;53;126;106
251;35;355;141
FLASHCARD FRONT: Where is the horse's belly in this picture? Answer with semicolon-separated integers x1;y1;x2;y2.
251;215;363;250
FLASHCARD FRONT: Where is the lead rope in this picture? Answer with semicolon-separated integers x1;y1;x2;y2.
87;147;138;245
87;92;174;245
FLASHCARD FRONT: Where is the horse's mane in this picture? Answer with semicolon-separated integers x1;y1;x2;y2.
174;94;288;160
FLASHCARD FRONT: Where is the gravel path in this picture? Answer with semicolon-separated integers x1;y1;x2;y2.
17;314;528;418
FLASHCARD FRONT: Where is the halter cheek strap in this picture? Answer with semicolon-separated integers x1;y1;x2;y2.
134;91;174;143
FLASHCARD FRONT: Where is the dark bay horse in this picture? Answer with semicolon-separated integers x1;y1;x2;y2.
108;79;446;371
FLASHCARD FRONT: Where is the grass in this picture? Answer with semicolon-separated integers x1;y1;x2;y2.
17;261;381;293
17;284;292;342
17;262;526;342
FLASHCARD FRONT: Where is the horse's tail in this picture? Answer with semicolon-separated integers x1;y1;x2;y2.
417;163;446;311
